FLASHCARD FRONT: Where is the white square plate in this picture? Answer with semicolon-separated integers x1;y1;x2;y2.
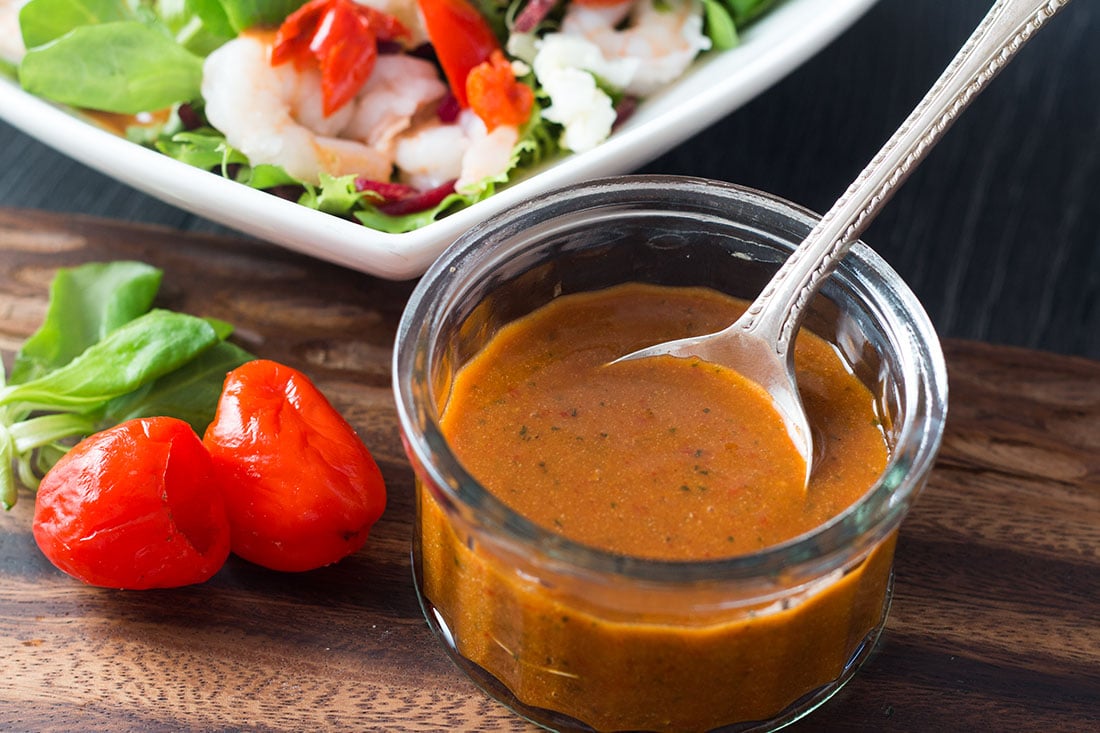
0;0;877;279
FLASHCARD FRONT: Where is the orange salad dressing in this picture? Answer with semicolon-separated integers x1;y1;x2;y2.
81;109;172;137
421;283;893;731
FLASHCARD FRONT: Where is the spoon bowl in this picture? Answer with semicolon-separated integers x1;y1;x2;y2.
613;0;1071;482
611;310;815;483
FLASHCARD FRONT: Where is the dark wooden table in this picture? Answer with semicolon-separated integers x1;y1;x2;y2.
1;211;1097;732
1;0;1097;360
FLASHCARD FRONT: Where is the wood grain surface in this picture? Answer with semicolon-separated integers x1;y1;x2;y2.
1;210;1097;732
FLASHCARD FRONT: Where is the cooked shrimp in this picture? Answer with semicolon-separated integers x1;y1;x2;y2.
202;35;386;183
456;113;519;192
394;109;518;194
560;0;711;97
0;0;28;64
201;35;444;185
393;123;465;190
344;54;447;148
523;0;709;152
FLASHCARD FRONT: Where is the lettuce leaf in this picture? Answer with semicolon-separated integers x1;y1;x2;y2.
156;0;237;55
19;21;205;113
18;0;134;49
299;174;365;217
702;0;778;50
216;0;306;33
9;261;162;384
1;261;253;508
156;127;248;170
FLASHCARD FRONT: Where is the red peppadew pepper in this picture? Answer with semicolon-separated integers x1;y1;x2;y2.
466;50;534;130
416;0;501;108
32;417;230;589
202;360;386;572
271;0;410;116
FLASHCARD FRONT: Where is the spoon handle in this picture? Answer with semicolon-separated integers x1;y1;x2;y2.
741;0;1071;355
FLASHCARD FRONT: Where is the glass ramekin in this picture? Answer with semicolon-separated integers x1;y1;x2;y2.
393;176;948;732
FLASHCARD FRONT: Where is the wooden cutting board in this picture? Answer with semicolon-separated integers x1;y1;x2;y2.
1;209;1097;732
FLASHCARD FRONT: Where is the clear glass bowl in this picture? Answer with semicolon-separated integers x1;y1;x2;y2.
393;176;948;732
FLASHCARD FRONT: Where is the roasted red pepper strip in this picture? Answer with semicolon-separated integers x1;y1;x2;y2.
377;179;457;215
466;50;534;130
272;0;409;116
356;178;457;215
33;417;231;589
203;360;387;572
416;0;501;107
513;0;558;32
513;0;633;34
355;178;419;202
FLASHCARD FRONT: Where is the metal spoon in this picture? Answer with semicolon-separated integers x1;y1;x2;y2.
614;0;1071;483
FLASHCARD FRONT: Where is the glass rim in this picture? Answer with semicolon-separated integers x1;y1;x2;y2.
393;175;948;584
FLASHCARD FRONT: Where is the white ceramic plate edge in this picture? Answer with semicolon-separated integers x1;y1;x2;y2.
0;0;878;280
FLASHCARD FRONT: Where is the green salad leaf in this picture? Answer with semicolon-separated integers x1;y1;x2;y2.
10;260;162;384
300;174;366;218
157;0;238;55
1;309;225;414
216;0;307;33
17;0;133;49
0;261;253;509
156;128;248;171
19;21;205;113
703;0;739;50
245;164;302;191
104;339;254;431
702;0;779;51
724;0;779;25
